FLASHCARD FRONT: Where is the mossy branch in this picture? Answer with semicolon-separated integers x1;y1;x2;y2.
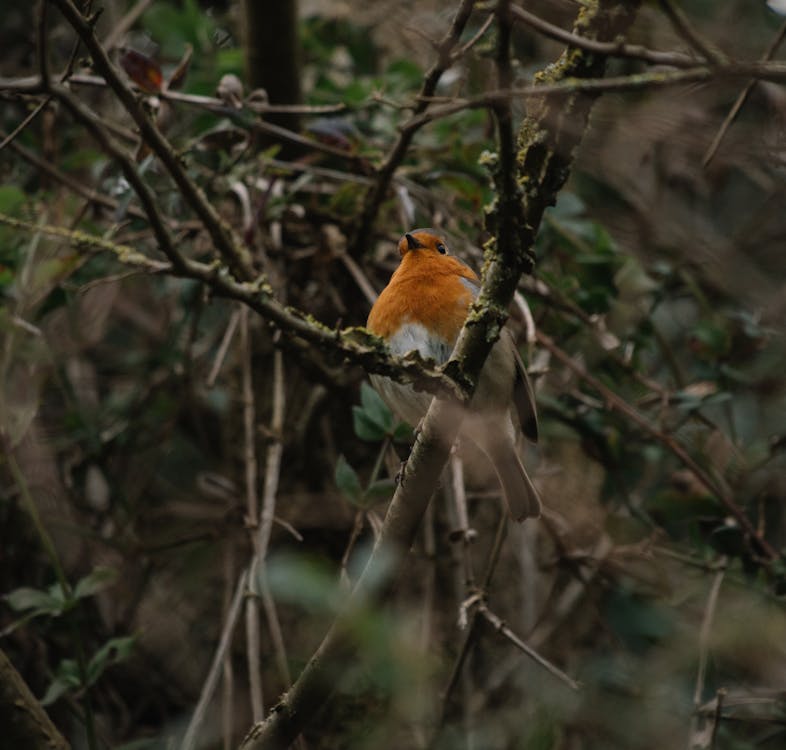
0;212;462;400
238;2;643;748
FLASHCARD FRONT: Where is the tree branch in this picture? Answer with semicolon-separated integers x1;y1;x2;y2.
49;0;255;280
0;648;70;750
238;2;643;748
349;0;478;258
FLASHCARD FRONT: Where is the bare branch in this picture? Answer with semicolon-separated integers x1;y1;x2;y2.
511;5;696;68
536;332;779;562
657;0;727;64
238;3;644;747
478;605;581;691
349;0;478;258
703;19;786;167
181;570;248;750
49;0;255;280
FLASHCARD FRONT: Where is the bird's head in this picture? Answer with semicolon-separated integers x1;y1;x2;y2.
397;229;450;258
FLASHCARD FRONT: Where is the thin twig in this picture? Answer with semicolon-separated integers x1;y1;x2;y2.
688;558;728;749
478;605;581;691
102;0;154;52
537;332;779;562
349;0;478;258
222;541;236;750
511;5;696;68
0;130;149;220
437;510;507;732
240;307;264;721
181;570;249;750
0;100;49;152
703;19;786;167
657;0;726;64
255;349;292;689
207;309;242;388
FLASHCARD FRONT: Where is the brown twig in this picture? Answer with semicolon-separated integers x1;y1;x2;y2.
510;5;696;68
0;647;71;750
703;19;786;167
0;130;149;221
181;570;249;750
536;332;779;562
240;307;264;720
349;0;478;258
688;559;728;749
477;605;581;691
657;0;726;65
254;349;293;690
50;0;255;280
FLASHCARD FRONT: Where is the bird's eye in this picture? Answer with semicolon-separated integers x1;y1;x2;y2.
436;242;447;255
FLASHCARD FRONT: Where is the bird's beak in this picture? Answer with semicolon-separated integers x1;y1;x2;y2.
405;233;424;250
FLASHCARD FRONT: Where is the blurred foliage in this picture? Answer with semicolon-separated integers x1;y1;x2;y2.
1;1;786;749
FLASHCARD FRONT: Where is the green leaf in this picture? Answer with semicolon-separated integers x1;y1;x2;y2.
73;566;118;600
352;383;395;441
86;636;136;685
41;659;81;706
4;586;64;615
335;454;363;504
352;406;388;442
360;382;393;430
393;422;414;442
0;186;26;215
366;478;395;502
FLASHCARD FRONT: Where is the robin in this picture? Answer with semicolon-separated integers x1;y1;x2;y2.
367;229;542;521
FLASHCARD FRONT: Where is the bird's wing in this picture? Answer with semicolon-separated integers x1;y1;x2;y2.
460;276;538;443
512;345;538;443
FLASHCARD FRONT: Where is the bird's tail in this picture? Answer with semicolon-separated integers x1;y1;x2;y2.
488;442;542;522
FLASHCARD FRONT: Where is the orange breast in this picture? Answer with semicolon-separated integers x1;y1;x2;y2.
368;253;478;345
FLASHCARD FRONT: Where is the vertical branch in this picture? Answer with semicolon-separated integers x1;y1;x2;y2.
241;307;264;721
222;542;237;750
36;0;50;88
255;349;292;689
688;559;727;749
181;571;249;750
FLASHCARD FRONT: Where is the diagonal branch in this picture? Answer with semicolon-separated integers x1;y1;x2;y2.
0;214;464;402
50;0;255;280
349;0;478;258
237;2;643;748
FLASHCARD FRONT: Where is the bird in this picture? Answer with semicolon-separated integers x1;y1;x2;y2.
366;228;542;521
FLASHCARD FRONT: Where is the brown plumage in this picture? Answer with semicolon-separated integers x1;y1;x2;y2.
367;229;541;521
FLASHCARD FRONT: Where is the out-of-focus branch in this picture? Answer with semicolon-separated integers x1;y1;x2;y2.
0;647;70;750
238;3;643;748
406;60;786;128
241;308;264;721
349;0;478;258
703;19;786;167
181;571;248;750
477;605;581;690
688;559;727;749
50;0;255;280
536;332;779;562
0;130;148;221
657;0;727;65
510;5;696;68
